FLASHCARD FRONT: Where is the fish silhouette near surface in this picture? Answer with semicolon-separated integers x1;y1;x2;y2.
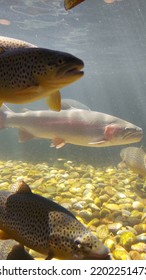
0;180;110;260
0;240;34;260
119;146;146;177
0;47;84;111
0;105;143;148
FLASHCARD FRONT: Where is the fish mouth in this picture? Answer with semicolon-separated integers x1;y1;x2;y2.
82;246;111;260
58;62;84;79
65;64;84;77
123;128;143;142
83;252;112;260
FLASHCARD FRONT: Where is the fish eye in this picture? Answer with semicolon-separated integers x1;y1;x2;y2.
58;58;64;65
74;239;82;249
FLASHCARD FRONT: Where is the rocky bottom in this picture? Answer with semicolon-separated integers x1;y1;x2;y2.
0;158;146;260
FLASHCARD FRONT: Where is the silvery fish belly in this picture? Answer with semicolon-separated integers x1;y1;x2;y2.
0;106;143;148
0;180;110;260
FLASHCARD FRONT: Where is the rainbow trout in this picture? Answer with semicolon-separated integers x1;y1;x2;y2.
0;105;143;148
0;47;84;111
119;147;146;177
0;181;110;260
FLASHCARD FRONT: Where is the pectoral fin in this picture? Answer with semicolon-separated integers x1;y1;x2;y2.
50;138;65;149
7;244;34;260
0;230;11;240
88;140;106;145
46;91;61;111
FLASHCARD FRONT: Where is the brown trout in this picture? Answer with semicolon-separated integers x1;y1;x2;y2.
119;146;146;177
0;105;143;148
0;36;36;53
0;47;84;111
0;180;110;260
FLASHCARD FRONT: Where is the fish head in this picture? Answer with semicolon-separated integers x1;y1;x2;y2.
104;121;143;146
48;213;110;260
72;232;110;260
37;49;84;90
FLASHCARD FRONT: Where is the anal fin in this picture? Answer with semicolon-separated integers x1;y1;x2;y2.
18;129;35;143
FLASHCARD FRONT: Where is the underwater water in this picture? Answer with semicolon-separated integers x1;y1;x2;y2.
0;0;146;260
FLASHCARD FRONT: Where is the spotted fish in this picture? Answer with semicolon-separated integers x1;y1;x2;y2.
0;36;36;53
0;47;84;111
119;146;146;177
0;180;110;260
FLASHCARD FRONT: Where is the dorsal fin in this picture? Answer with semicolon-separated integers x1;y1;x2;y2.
10;180;32;194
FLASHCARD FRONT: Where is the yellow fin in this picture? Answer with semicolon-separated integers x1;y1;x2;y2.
11;180;32;194
46;91;61;111
0;100;3;107
0;230;11;240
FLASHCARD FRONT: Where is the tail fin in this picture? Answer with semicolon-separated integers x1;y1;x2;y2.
0;104;11;129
